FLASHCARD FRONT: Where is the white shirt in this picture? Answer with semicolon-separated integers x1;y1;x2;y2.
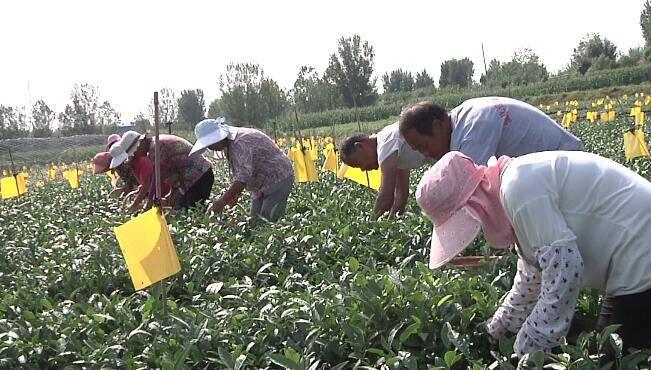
375;122;428;170
488;151;651;356
449;97;583;165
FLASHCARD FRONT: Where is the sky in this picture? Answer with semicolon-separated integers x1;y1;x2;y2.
0;0;647;123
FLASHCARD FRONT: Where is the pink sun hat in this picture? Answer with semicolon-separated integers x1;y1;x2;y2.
416;151;486;268
106;134;121;151
92;152;112;174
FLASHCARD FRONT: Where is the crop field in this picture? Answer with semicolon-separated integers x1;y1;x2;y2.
1;118;651;369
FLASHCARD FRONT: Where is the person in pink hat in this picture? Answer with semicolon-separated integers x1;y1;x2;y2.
416;150;651;358
92;152;112;175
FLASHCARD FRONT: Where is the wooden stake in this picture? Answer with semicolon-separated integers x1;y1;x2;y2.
7;147;20;197
153;91;167;316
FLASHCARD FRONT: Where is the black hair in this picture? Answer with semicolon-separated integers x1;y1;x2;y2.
340;133;370;163
398;101;448;136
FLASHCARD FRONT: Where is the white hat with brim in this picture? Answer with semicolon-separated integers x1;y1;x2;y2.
109;144;128;169
189;118;237;156
428;206;481;269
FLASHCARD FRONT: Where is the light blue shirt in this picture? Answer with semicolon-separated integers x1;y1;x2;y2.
449;97;583;165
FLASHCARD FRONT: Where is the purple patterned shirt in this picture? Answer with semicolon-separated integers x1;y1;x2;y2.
228;128;293;198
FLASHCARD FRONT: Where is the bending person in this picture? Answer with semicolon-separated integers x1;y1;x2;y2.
415;150;651;357
399;96;583;165
340;122;429;217
190;118;294;222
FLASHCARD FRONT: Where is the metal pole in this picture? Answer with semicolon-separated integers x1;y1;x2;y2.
153;91;167;316
481;43;488;78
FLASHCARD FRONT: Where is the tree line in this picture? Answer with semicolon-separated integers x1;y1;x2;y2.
4;1;651;139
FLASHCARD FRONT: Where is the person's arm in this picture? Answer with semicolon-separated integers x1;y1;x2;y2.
128;179;152;212
210;181;246;213
374;152;399;218
390;168;410;216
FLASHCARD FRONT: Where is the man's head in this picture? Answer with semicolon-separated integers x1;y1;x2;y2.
399;101;451;160
340;134;379;171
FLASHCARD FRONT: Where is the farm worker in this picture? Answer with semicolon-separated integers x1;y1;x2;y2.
132;131;213;210
340;123;430;217
92;152;112;175
189;117;294;222
104;133;138;197
108;131;170;212
399;97;583;165
415;150;651;357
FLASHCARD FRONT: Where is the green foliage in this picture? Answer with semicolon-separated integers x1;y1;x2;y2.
292;66;342;113
439;58;474;89
326;34;378;107
1;119;651;368
31;100;55;138
176;89;205;129
382;69;415;93
219;62;289;128
641;0;651;47
415;69;435;90
207;99;223;119
57;83;120;136
0;105;29;139
481;49;548;88
149;88;178;128
571;33;618;75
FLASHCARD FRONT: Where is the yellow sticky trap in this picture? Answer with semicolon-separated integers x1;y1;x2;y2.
636;111;646;125
36;181;45;187
48;168;57;181
608;111;616;121
114;208;181;291
337;164;382;191
290;148;309;182
63;169;82;189
304;150;319;182
322;144;339;173
1;176;27;198
601;112;609;122
624;130;651;160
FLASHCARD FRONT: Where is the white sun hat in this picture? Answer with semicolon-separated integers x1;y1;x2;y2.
189;117;238;156
109;130;141;169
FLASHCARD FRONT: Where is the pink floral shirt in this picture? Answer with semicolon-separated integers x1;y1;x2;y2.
228;128;293;198
148;135;211;194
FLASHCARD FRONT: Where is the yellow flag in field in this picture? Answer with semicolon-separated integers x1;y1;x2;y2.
16;173;28;193
623;130;651;160
48;168;57;181
114;208;181;291
337;164;382;191
608;111;616;121
601;112;609;122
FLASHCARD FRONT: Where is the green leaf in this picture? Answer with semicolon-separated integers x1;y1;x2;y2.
399;321;421;344
349;256;359;272
437;294;453;308
444;350;459;368
218;347;234;369
269;353;303;370
40;298;53;310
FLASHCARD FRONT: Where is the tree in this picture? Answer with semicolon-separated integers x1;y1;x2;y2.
31;100;55;137
325;34;378;107
415;69;435;89
481;49;548;88
133;112;151;133
642;0;651;46
207;99;223;118
292;66;341;113
58;83;115;135
439;58;474;88
177;89;205;128
219;62;289;127
0;105;28;139
382;69;415;93
149;88;178;127
571;33;618;75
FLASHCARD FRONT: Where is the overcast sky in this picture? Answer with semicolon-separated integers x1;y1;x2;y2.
0;0;647;123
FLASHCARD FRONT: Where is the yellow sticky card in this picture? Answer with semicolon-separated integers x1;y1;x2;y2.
1;176;25;199
63;169;82;189
114;208;181;291
624;130;651;160
322;144;339;173
337;164;382;191
290;148;309;182
304;150;319;182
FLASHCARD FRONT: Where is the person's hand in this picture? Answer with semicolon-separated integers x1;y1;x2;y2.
209;198;227;214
